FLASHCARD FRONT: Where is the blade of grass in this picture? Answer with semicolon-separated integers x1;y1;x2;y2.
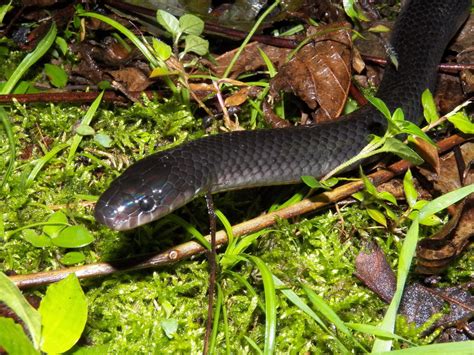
222;0;281;79
0;107;15;188
0;23;57;188
373;340;474;354
25;143;68;188
67;91;104;166
0;23;57;95
246;255;277;355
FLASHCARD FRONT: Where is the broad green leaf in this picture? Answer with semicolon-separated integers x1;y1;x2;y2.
399;121;435;145
184;34;209;55
368;24;390;33
0;272;41;349
301;176;338;190
403;169;417;208
52;225;94;248
156;10;180;37
39;274;88;354
360;168;378;196
160;319;178;339
380;138;424;165
43;211;68;238
60;251;86;265
447;112;474;134
342;0;369;21
421;89;438;123
94;133;112;148
0;317;38;355
152;38;172;60
367;96;391;121
55;36;68;55
345;322;411;343
179;14;204;35
44;63;68;88
22;229;52;247
391;107;404;123
76;124;95;136
367;208;387;227
377;191;397;205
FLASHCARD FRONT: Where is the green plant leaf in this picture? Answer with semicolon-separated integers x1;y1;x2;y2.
301;176;338;190
44;63;68;88
421;89;438;123
0;1;13;25
367;96;391;121
375;340;474;354
55;36;68;55
76;124;95;136
184;34;209;55
377;191;397;205
367;208;387;227
447;112;474;134
380;138;424;165
22;229;52;247
160;319;178;339
342;0;369;21
0;272;41;349
156;9;180;37
39;274;88;354
51;225;94;248
60;251;86;265
179;14;204;36
0;317;38;355
403;169;417;208
94;133;112;148
152;37;172;61
43;211;68;239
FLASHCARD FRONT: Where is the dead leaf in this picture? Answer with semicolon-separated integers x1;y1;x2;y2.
354;242;396;303
400;283;474;335
268;23;352;123
412;137;440;174
225;87;250;107
109;67;151;92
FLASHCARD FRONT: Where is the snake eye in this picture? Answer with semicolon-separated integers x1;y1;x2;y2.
139;196;155;212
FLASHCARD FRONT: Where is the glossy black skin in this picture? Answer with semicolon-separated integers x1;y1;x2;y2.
95;0;470;231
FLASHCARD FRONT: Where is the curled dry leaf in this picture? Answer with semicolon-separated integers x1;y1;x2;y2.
268;23;352;124
416;142;474;274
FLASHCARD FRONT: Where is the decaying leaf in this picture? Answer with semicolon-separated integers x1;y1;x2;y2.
109;67;151;92
354;242;396;303
268;23;352;124
399;283;474;336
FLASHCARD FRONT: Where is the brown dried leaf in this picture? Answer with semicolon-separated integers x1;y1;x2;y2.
109;67;151;92
269;23;352;123
354;242;396;303
225;87;249;107
412;137;440;174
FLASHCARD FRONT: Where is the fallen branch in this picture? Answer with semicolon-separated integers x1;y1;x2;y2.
10;134;466;289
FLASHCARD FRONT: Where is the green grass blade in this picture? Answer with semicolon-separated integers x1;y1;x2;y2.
0;23;56;95
209;282;223;354
25;143;68;188
247;255;277;355
0;107;15;189
373;341;474;354
67;91;104;166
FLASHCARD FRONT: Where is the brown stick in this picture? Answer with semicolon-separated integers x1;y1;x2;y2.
9;134;466;289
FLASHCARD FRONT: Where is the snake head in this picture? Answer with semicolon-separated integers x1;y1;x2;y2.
94;154;198;231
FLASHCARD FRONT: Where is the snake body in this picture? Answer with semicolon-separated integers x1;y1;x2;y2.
95;0;470;231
